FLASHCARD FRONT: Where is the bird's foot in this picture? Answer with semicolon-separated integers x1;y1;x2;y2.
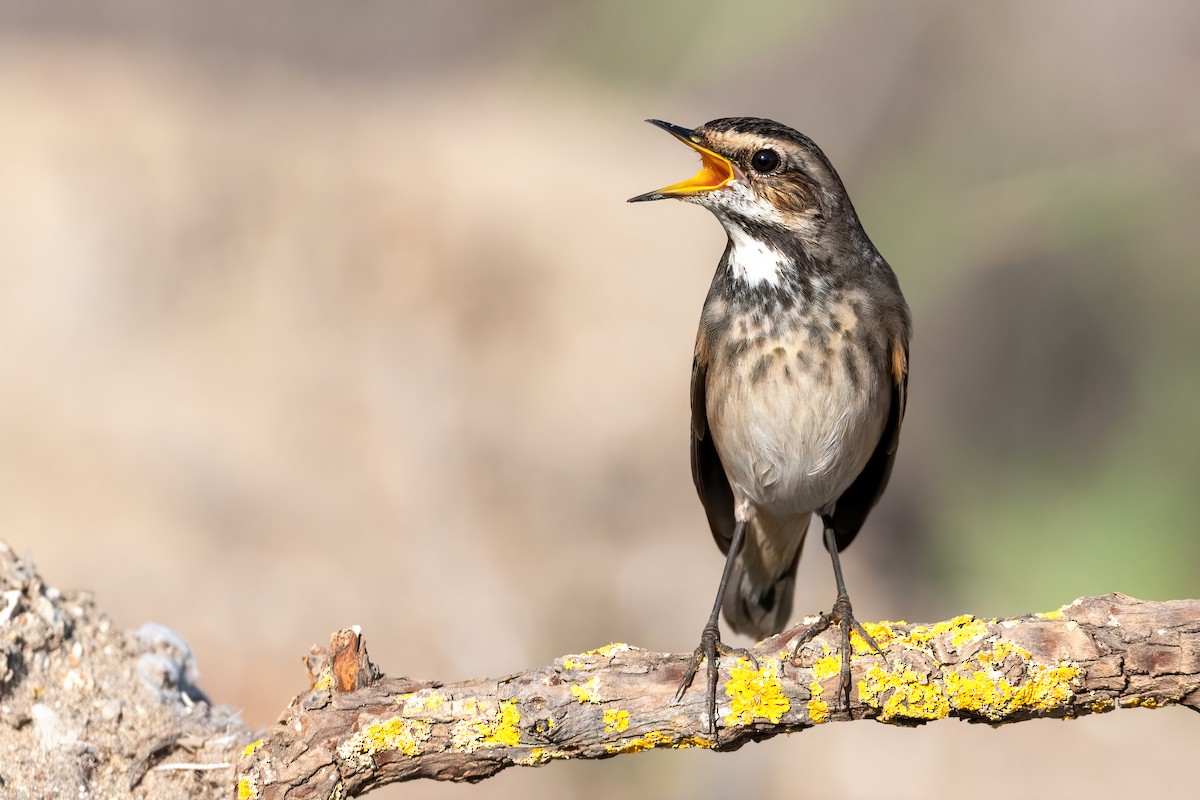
791;594;886;717
674;623;758;741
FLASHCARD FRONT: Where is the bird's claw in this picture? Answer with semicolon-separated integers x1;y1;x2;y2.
674;625;758;740
791;595;887;718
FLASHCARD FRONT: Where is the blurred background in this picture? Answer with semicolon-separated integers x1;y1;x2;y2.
1;0;1197;797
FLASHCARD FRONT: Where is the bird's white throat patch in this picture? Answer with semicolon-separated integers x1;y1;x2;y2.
724;225;786;287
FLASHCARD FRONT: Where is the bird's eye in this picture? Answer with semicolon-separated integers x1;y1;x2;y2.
750;149;780;173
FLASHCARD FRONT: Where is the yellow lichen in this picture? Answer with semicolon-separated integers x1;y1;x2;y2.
949;616;993;647
812;653;841;681
605;730;713;755
513;746;570;766
570;677;601;704
854;614;1004;656
976;638;1030;665
1037;607;1065;620
583;642;629;657
451;699;522;751
236;775;257;800
1009;663;1079;709
1120;696;1159;709
859;663;951;722
311;667;334;691
338;716;432;767
561;642;630;671
1090;699;1114;713
851;621;899;655
603;708;631;733
896;615;991;650
241;739;264;757
943;668;1012;715
940;636;1078;721
807;696;829;724
856;625;1080;723
725;658;791;726
402;691;445;715
485;701;524;746
805;646;840;724
515;747;548;766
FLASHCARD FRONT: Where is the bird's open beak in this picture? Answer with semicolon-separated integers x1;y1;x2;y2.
628;120;737;203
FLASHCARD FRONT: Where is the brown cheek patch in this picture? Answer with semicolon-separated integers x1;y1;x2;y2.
762;177;817;216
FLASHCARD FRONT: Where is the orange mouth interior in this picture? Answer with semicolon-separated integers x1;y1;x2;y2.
650;137;736;196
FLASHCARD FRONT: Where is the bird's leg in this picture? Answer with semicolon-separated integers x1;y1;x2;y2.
673;517;757;740
791;522;887;716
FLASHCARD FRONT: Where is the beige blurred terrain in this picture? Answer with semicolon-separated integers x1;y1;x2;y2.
1;1;1198;798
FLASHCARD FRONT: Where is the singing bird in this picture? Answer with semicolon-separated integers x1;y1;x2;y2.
630;117;910;734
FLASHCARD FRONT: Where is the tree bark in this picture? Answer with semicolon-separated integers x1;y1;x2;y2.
0;543;1195;799
238;594;1199;799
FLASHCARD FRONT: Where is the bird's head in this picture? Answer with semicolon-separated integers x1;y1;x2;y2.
629;117;858;247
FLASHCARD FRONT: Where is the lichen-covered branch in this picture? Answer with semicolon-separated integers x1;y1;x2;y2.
238;594;1200;799
1;538;1195;799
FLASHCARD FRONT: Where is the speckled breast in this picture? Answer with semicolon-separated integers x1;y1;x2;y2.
701;286;890;516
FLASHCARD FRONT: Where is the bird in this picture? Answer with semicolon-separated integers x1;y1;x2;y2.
629;117;910;736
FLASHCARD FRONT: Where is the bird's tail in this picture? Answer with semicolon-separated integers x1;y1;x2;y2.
721;513;810;640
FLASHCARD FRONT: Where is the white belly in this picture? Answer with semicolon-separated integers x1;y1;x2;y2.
708;348;887;517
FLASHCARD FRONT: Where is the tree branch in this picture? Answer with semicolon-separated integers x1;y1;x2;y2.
238;594;1200;799
2;540;1195;798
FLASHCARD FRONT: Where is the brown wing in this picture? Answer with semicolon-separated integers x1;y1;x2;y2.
829;335;909;551
690;341;737;555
